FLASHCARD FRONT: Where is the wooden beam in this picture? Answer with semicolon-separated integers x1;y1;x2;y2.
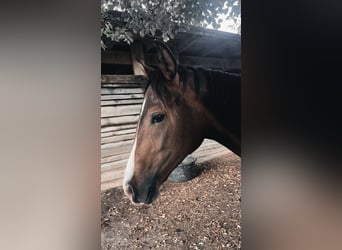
101;98;143;106
101;104;142;118
101;115;139;127
101;128;136;138
101;88;143;95
179;55;241;70
101;75;145;84
174;37;198;54
101;93;144;101
101;178;123;191
101;153;131;165
101;133;135;145
101;124;137;133
101;140;134;158
130;41;146;75
101;168;126;185
102;51;240;70
144;54;240;70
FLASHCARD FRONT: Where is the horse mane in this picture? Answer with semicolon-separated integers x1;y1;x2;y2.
144;65;240;107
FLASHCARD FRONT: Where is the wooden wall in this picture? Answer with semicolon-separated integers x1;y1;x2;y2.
101;50;241;72
101;74;230;191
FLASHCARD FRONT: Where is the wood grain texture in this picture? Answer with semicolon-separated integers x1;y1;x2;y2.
101;105;142;118
101;98;143;106
101;115;139;127
101;75;145;84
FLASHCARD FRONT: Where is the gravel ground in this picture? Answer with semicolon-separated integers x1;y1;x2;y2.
101;153;241;249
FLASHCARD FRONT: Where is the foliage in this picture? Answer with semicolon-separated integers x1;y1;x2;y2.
101;0;240;49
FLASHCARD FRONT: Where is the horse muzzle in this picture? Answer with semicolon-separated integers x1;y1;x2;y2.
123;183;160;205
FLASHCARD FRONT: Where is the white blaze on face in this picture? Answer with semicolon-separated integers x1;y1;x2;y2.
123;140;136;186
123;97;147;187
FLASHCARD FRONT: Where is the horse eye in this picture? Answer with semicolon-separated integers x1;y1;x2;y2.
151;113;165;124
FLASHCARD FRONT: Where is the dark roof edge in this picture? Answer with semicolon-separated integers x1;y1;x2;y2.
185;26;240;39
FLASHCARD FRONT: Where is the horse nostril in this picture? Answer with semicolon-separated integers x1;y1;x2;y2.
124;184;135;200
127;185;134;195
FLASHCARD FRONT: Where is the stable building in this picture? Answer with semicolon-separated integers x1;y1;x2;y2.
101;26;241;191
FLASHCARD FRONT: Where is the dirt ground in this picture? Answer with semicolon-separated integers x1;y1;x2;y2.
101;153;241;249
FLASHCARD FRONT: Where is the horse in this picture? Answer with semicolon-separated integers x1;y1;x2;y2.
123;41;240;205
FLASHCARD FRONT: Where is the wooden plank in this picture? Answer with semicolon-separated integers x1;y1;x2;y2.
101;179;123;191
101;140;134;150
199;140;224;150
101;160;127;173
101;75;145;84
130;41;146;76
101;141;134;158
196;150;231;163
101;88;143;95
144;54;240;70
101;98;144;106
101;152;130;165
193;141;224;152
102;146;132;158
193;145;228;159
101;83;142;88
101;128;136;138
101;93;144;100
101;105;142;118
101;124;137;133
101;115;139;127
102;51;240;71
192;140;229;162
101;133;135;144
101;167;126;183
180;56;240;70
200;139;220;145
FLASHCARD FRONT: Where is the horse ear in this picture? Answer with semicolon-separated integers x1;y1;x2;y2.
137;59;155;77
154;41;178;81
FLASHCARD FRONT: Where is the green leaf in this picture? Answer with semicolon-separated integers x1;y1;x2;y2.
162;32;169;42
101;0;241;45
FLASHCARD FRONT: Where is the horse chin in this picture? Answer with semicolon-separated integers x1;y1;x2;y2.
142;187;160;205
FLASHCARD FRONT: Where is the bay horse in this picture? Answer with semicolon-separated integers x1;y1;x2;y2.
123;41;240;205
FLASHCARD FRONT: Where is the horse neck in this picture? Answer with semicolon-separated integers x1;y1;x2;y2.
182;66;241;155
